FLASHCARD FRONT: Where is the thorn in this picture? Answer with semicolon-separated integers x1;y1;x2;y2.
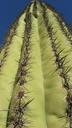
60;54;68;63
65;66;72;74
56;49;63;56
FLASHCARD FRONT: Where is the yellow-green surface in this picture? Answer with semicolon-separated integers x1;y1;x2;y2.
0;12;26;127
0;1;72;128
38;7;67;127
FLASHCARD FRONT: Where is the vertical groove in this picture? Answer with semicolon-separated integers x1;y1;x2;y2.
42;4;72;128
33;2;48;127
6;4;33;128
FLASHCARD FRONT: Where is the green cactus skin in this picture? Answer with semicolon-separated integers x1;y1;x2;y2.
0;0;72;128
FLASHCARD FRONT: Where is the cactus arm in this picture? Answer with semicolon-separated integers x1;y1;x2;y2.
0;12;26;128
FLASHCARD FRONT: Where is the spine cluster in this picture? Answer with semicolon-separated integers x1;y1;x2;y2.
6;5;32;128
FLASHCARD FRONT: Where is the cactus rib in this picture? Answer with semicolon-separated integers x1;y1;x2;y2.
41;3;72;128
6;5;32;128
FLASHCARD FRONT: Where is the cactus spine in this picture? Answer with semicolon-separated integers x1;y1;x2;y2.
0;0;72;128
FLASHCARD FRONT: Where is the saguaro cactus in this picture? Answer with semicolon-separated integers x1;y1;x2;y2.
0;0;72;128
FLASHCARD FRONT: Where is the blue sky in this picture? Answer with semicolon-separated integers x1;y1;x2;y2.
0;0;72;45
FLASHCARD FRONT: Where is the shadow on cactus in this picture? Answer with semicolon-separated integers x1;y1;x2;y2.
0;0;72;128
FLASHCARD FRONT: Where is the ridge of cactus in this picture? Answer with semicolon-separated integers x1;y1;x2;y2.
0;21;18;72
40;2;72;128
6;4;33;127
0;0;72;128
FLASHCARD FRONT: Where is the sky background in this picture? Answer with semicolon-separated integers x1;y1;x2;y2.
0;0;72;46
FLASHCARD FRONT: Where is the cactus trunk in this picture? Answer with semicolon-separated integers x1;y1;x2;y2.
0;0;72;128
